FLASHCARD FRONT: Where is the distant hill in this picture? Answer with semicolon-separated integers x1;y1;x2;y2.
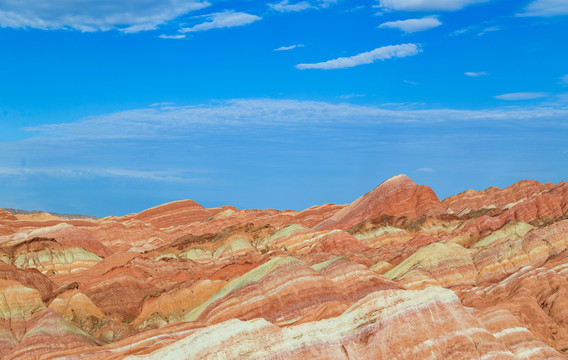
3;208;100;220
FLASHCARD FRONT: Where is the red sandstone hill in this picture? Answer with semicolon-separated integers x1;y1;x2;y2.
0;209;17;221
443;179;557;213
119;199;217;228
315;174;447;231
1;175;568;359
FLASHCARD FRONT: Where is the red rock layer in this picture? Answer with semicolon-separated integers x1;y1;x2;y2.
51;287;566;360
0;264;55;302
5;223;112;258
460;182;568;235
316;174;447;231
443;179;556;212
1;175;568;359
3;309;100;360
119;200;215;228
0;210;17;221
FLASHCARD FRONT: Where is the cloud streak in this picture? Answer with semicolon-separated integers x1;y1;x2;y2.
4;98;568;215
518;0;568;17
268;0;337;12
378;16;442;33
274;44;304;51
0;167;207;183
465;71;488;77
180;11;261;33
376;0;489;11
494;92;550;100
0;0;210;33
158;34;186;39
268;1;313;12
24;98;568;140
296;43;421;70
417;167;436;173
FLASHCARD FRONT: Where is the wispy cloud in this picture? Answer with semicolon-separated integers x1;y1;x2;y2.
561;74;568;84
417;167;436;173
268;1;313;12
180;11;261;33
150;102;175;107
103;168;206;182
376;0;489;12
518;0;568;17
378;16;442;33
451;23;502;37
296;43;421;70
465;71;488;77
274;44;304;51
338;94;366;99
24;98;568;141
494;92;550;100
0;167;206;183
403;80;418;85
158;34;186;39
477;25;501;36
317;0;338;8
0;0;210;33
268;0;337;12
5;98;568;215
451;28;470;36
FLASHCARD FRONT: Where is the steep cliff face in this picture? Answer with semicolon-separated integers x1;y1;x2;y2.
1;176;568;359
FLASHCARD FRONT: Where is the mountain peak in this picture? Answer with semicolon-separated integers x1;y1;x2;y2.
382;174;414;185
315;175;446;230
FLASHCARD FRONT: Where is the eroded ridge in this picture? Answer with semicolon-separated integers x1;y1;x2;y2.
1;175;568;359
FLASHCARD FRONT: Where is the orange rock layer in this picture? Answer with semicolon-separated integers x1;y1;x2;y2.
0;175;568;359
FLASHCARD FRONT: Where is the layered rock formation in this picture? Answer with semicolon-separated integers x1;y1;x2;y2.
1;174;568;359
316;174;446;230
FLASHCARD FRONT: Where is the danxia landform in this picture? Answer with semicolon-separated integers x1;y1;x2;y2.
1;175;568;359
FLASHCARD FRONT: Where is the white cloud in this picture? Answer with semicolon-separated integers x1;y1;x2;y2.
451;24;501;37
338;94;366;99
103;168;205;182
417;167;436;173
296;43;421;70
269;1;313;12
317;0;338;8
0;167;206;182
274;44;304;51
494;92;549;100
268;0;337;12
403;80;418;85
24;98;568;141
378;16;442;33
465;71;487;77
477;25;501;36
158;34;186;39
451;28;470;36
561;74;568;84
376;0;489;11
180;11;261;33
518;0;568;17
0;0;210;33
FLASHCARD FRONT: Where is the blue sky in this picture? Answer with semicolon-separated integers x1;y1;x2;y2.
0;0;567;216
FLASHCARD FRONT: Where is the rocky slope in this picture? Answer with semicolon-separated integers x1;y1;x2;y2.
1;175;568;359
